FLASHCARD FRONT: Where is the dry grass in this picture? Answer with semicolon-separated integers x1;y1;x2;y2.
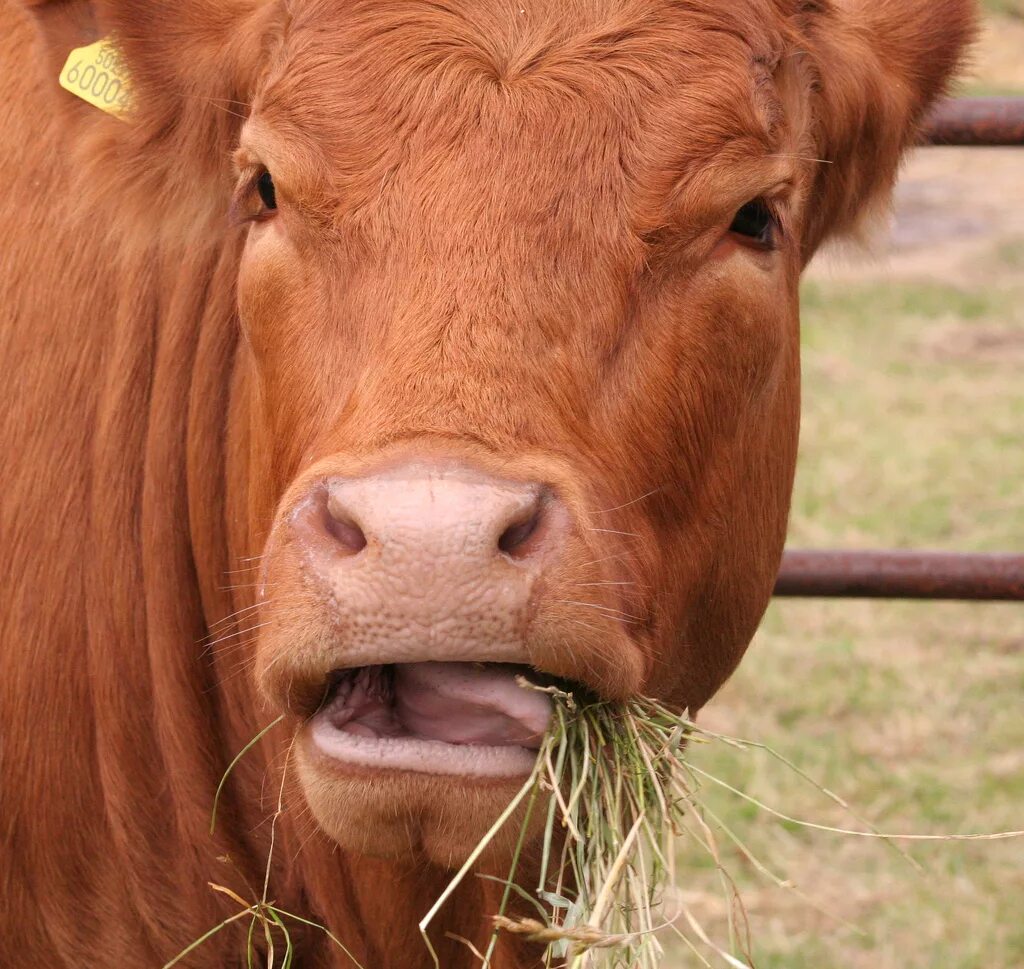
422;684;1020;969
422;688;724;969
165;718;365;969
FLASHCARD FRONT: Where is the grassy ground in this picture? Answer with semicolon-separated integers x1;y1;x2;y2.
668;11;1024;968
979;0;1022;22
960;1;1024;95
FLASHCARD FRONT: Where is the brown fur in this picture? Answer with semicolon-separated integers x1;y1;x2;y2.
0;1;973;966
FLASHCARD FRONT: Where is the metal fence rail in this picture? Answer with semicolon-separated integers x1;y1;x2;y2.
775;551;1024;602
775;97;1024;602
924;97;1024;146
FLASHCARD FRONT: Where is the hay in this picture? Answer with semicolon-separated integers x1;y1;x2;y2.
168;680;1024;969
422;680;1024;969
420;682;755;968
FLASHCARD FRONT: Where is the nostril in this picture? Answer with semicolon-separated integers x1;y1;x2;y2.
325;513;367;555
323;497;367;556
498;502;544;559
299;470;562;566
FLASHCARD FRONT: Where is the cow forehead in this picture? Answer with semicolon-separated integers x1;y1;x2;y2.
269;0;784;84
249;0;791;223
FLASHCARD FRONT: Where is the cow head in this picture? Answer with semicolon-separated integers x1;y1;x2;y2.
22;0;972;870
231;0;973;866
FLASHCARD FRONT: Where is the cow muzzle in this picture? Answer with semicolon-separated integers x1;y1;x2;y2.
251;453;648;859
255;459;594;779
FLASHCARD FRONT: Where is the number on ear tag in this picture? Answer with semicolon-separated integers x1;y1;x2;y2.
59;38;133;119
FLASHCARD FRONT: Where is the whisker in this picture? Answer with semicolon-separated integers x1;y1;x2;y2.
204;637;258;660
576;551;634;570
207;639;260;661
592;489;661;514
254;647;305;690
201;617;271;643
289;813;326;866
767;152;833;165
560;616;603;636
556;599;643;624
176;90;250;120
207;601;269;631
201;626;268;653
203;639;263;692
222;650;263;682
567;580;637;588
200;621;273;654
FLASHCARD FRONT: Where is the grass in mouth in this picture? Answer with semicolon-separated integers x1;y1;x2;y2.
421;683;763;969
422;680;1024;969
166;684;1024;969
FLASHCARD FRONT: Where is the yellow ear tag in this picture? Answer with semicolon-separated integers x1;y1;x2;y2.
59;37;133;119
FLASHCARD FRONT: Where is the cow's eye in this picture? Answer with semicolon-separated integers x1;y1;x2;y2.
257;170;277;211
729;199;776;247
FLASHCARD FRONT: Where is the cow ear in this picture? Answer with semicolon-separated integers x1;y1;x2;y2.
14;0;105;79
799;0;976;257
15;0;275;113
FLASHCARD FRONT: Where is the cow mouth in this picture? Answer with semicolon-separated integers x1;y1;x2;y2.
306;662;557;778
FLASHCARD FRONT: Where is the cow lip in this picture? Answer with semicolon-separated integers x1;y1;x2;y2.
304;662;558;778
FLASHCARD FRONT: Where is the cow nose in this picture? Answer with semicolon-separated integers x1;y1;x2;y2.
294;463;561;571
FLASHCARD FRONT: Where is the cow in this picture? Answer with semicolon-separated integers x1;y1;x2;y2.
0;0;972;966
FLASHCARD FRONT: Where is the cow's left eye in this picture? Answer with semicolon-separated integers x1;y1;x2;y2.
729;199;776;247
257;170;277;211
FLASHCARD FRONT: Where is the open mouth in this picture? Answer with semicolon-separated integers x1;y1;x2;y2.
307;662;556;778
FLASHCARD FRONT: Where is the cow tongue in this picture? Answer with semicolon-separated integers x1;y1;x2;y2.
391;662;552;749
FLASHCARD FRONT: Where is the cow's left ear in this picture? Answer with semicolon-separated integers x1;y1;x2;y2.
798;0;976;258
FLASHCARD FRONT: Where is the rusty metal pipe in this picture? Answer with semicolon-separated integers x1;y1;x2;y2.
774;550;1024;601
924;97;1024;146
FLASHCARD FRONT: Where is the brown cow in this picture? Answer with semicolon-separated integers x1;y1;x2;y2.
0;0;972;966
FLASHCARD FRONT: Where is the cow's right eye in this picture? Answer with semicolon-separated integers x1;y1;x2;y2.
728;199;776;248
257;170;277;211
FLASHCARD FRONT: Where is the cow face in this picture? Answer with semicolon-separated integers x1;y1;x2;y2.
217;0;970;863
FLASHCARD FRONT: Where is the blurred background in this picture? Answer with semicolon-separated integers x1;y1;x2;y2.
670;3;1024;966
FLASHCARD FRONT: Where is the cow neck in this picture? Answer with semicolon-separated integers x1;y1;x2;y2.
76;203;261;960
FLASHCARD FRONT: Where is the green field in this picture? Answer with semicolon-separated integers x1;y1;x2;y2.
981;0;1022;20
960;1;1024;96
667;13;1024;966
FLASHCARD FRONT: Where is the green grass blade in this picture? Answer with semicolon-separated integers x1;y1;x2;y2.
210;715;285;835
162;908;255;968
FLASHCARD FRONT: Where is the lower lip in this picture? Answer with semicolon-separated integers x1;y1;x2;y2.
307;714;540;778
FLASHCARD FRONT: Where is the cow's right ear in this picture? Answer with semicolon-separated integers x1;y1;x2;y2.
16;0;276;116
14;0;106;80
